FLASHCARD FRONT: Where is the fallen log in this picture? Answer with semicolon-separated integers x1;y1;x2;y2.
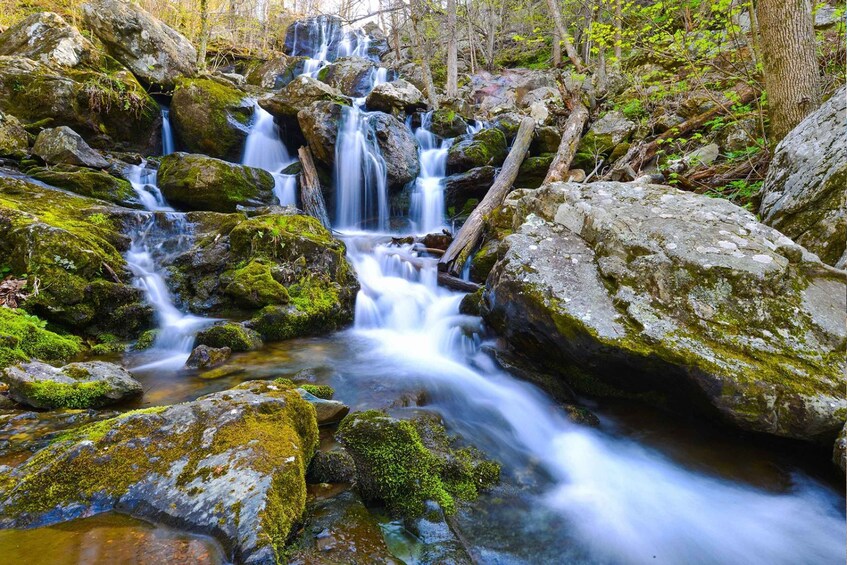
439;116;535;276
543;92;589;184
298;146;331;230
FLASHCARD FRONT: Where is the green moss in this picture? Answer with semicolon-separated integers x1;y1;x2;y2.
194;323;262;352
251;276;351;341
133;330;158;350
299;384;334;399
225;260;290;308
29;166;137;207
0;307;81;368
171;78;250;160
229;214;343;260
17;379;111;409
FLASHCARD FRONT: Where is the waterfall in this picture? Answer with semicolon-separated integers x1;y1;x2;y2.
161;107;175;155
242;101;298;207
410;111;449;233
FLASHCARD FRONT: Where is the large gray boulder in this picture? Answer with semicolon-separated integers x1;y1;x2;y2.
259;75;349;118
447;127;508;174
0;12;98;68
759;87;846;268
1;361;143;409
0;379;319;564
365;79;426;116
317;56;377;97
483;181;846;443
370;111;420;191
297;100;344;166
32;126;110;169
82;0;196;89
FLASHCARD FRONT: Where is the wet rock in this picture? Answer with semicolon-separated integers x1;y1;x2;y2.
1;361;142;409
318;56;377;98
0;56;159;152
469;240;499;283
444;166;495;213
82;0;196;89
447;128;508;174
283;15;344;59
246;54;304;89
260;75;349;119
404;502;474;564
0;379;319;564
185;345;231;369
29;165;139;208
297;100;344;165
170;78;251;162
370;111;420;190
483;181;847;443
834;423;846;473
158;152;275;213
306;449;356;484
298;389;349;425
429;108;469;138
32;127;110;169
0;111;28;158
0;12;97;68
365;79;426;116
759;86;846;267
0;407;118;463
194;323;263;352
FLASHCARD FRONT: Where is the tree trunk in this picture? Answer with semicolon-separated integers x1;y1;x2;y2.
545;0;585;71
391;0;402;61
552;26;562;66
614;0;622;65
756;0;820;142
298;146;331;230
543;93;589;183
439;117;536;275
446;0;459;97
411;0;439;107
197;0;209;71
467;5;476;74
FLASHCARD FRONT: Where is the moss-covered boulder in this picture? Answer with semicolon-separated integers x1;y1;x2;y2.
0;308;81;369
0;12;99;68
0;379;318;563
429;108;468;138
170;77;251;161
515;153;555;189
447;127;508;174
483;181;847;443
28;165;140;208
336;410;499;518
444;166;495;214
0;111;27;157
0;177;152;337
259;75;350;119
0;56;158;152
157;152;275;213
574;110;636;170
194;322;263;352
530;126;562;155
2;360;142;409
169;212;358;341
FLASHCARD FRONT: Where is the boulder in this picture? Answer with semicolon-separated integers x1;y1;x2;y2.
246;54;304;89
259;75;349;119
170;78;251;161
157;152;275;213
317;56;377;97
447;127;507;174
515;153;555;189
365;79;426;116
81;0;196;89
194;322;263;352
370;111;420;190
578;110;637;156
718;117;759;153
0;111;28;157
361;22;390;60
2;361;142;409
0;379;319;564
32;126;110;169
297;100;344;165
184;345;231;369
29;165;140;208
759;87;846;267
483;181;847;443
491;112;523;143
283;15;344;58
0;307;81;370
444;165;496;213
297;388;349;425
0;12;98;68
0;56;158;152
429;108;468;138
530;126;562;155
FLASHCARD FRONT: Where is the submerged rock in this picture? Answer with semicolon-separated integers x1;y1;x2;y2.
483;181;847;443
82;0;196;89
184;345;231;369
170;78;251;161
32;127;110;169
365;79;426;116
0;379;319;563
447;127;508;174
0;12;98;68
260;76;349;119
157;152;275;213
759;86;846;267
1;361;142;409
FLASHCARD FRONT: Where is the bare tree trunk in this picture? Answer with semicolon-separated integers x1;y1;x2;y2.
197;0;209;71
552;26;562;66
467;4;476;74
440;117;536;275
614;0;622;65
545;0;585;71
411;0;439;107
756;0;820;142
446;0;459;97
747;0;763;67
298;147;331;230
544;93;589;183
485;8;496;69
391;0;402;61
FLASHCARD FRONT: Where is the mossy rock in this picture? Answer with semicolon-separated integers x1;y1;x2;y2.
170;77;251;161
0;379;319;563
0;308;81;369
446;127;507;174
0;110;27;157
225;259;290;309
515;153;555;189
28;165;140;208
429;109;468;138
299;384;334;400
194;323;262;352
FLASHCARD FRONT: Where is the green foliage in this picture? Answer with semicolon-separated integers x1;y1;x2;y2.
0;307;81;368
705;179;763;208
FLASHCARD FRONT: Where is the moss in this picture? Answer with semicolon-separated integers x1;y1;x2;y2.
133;329;158;350
0;307;81;368
229;214;343;260
299;384;334;400
29;166;137;207
225;260;290;308
251;276;351;341
16;379;111;409
194;323;262;352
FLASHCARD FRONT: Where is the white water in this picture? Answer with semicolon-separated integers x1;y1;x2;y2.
242;101;298;207
410;112;449;233
161;107;175;155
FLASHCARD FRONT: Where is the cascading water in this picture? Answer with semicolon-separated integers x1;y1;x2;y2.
161;107;175;155
410;111;449;233
242;101;298;206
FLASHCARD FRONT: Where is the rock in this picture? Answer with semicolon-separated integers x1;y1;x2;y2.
157;152;275;213
361;22;390;60
530;126;562;155
759;86;846;267
32;126;110;169
260;75;349;119
365;79;426;116
283;15;344;58
469;239;499;283
0;307;81;370
429;108;468;138
370;111;420;190
297;100;344;165
184;345;231;369
29;165;140;208
468;69;554;118
718;118;759;153
516;153;555;189
194;323;263;352
297;389;349;425
491;112;523;143
306;449;357;483
0;12;97;68
170;78;251;161
814;4;840;28
0;56;159;152
397;62;427;92
1;361;142;409
483;181;846;443
0;379;319;564
652;108;685;134
318;56;377;97
834;423;846;473
0;111;28;157
447;127;508;174
667;143;720;174
81;0;196;89
578;110;637;156
246;54;304;89
444;166;496;213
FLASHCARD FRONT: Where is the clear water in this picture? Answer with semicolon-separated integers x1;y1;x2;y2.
161;108;175;156
410;111;449;233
